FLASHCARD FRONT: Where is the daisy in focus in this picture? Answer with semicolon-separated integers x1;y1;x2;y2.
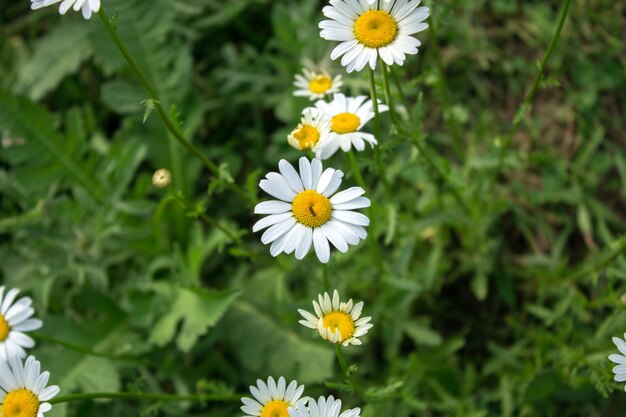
298;290;373;346
30;0;101;20
309;93;388;160
253;157;370;263
608;333;626;390
288;110;332;153
288;396;361;417
294;69;343;101
241;376;307;417
0;354;60;417
0;287;43;360
319;0;430;72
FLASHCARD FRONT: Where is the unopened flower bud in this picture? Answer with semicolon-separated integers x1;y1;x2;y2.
152;169;172;189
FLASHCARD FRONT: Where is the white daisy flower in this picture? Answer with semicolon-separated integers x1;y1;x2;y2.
241;376;307;417
308;93;388;160
253;157;371;263
609;333;626;390
298;290;373;346
289;396;361;417
0;287;43;360
0;354;60;417
319;0;430;72
294;69;343;101
288;110;332;152
30;0;101;20
366;0;392;3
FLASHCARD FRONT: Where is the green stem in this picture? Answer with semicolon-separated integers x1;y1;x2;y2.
367;67;390;193
49;392;242;405
490;0;572;186
335;344;367;400
379;61;399;125
322;263;330;292
96;7;253;205
31;334;141;363
345;151;366;189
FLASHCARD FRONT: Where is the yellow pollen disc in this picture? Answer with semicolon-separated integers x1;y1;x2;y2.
308;75;333;94
353;10;398;48
0;315;10;342
260;400;290;417
322;311;355;341
292;190;332;228
293;124;321;150
2;389;40;417
331;112;360;134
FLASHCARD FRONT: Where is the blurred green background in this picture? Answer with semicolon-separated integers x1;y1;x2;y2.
1;0;626;416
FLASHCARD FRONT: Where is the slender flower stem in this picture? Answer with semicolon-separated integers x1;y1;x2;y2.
49;392;242;405
322;263;330;292
96;7;253;205
345;151;366;190
335;344;367;400
381;64;471;216
489;0;572;187
367;67;390;193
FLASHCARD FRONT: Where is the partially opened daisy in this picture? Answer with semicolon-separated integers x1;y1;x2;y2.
241;376;307;417
289;396;361;417
30;0;101;20
0;354;60;417
298;290;373;346
320;0;430;72
609;333;626;390
288;110;332;152
309;93;387;160
253;157;370;263
0;287;43;360
294;69;343;101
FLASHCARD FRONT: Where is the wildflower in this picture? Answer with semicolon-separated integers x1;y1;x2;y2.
298;290;373;346
309;93;387;160
319;0;430;72
609;334;626;390
30;0;101;20
241;376;307;417
294;69;343;101
0;287;42;360
289;396;361;417
152;169;172;189
0;355;60;417
253;157;370;263
288;110;332;153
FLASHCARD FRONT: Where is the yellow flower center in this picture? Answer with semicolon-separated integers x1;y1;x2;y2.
308;75;333;94
353;10;398;48
1;389;40;417
0;314;10;341
322;311;355;341
331;113;360;134
260;400;290;417
292;190;332;228
292;124;321;150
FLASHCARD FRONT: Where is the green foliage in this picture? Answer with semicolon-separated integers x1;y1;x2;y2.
1;0;625;416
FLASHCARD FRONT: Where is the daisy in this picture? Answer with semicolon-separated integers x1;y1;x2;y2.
294;69;343;101
30;0;101;20
289;396;361;417
288;110;332;152
609;333;626;390
319;0;430;72
298;290;373;346
0;287;43;360
253;157;370;263
309;93;387;160
0;354;60;417
241;376;307;417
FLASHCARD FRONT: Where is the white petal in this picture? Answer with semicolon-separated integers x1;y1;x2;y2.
313;228;330;263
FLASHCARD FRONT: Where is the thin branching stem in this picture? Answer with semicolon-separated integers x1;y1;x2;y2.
97;7;253;204
335;344;367;400
489;0;572;187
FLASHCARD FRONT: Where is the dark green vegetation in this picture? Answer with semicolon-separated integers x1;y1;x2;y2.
1;0;625;416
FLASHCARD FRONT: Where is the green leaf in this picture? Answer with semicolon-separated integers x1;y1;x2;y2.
149;287;240;352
